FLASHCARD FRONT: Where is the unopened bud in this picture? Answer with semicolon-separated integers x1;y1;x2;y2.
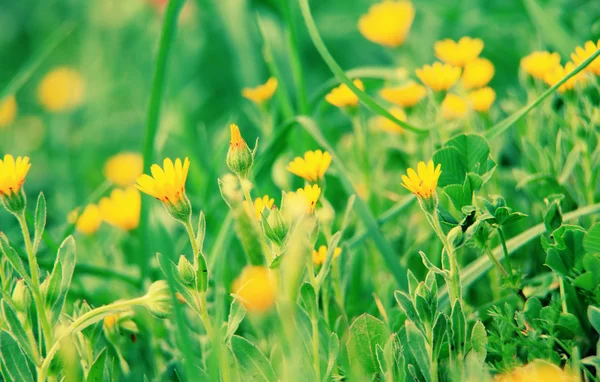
11;279;30;312
177;255;195;286
226;124;254;178
264;206;288;245
143;280;173;319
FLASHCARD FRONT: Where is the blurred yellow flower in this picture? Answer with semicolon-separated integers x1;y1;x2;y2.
434;37;484;67
232;266;277;313
136;158;190;204
469;87;496;112
401;160;441;199
242;77;278;104
325;79;364;108
520;51;561;80
76;204;102;235
245;195;274;220
104;315;117;330
441;93;468;119
286;184;321;214
379;82;427;107
571;39;600;75
0;96;17;128
99;187;141;231
543;62;587;93
313;245;342;265
104;152;144;187
358;1;415;48
287;150;332;183
37;67;85;112
461;58;495;89
0;154;30;197
374;107;407;133
416;63;461;91
494;360;578;382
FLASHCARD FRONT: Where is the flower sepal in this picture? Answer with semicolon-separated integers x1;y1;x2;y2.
1;187;26;215
164;194;192;223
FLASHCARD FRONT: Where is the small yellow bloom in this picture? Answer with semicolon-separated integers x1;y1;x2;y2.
543;62;587;93
76;204;102;235
494;360;578;382
286;150;332;183
37;67;85;112
104;315;117;330
434;37;484;67
416;63;461;91
571;39;600;75
374;107;407;133
242;77;278;104
401;160;442;199
461;58;495;89
313;245;342;265
469;87;496;112
99;187;141;231
379;82;427;107
0;154;30;197
286;184;321;215
520;51;561;80
104;153;144;187
232;266;277;313
0;96;17;128
245;195;274;220
441;93;468;120
358;1;415;48
136;158;190;204
325;79;364;108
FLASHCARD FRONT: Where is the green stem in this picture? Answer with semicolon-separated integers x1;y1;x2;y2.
428;212;461;304
183;218;208;293
484;246;508;278
280;0;308;114
496;227;514;279
311;312;320;380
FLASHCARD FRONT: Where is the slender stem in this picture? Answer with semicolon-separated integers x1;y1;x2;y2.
311;312;320;380
484;246;508;278
496;227;514;278
183;217;208;292
428;212;461;304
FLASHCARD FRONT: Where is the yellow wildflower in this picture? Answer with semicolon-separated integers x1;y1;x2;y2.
441;93;468;120
104;315;117;330
469;87;496;112
76;204;102;235
313;245;342;265
571;39;600;75
416;63;461;91
494;360;578;382
286;184;321;215
0;154;30;197
37;67;85;112
104;153;144;187
374;107;407;133
401;160;442;199
0;96;17;128
379;82;427;107
242;77;278;103
543;62;587;93
520;51;561;80
358;1;415;48
244;195;274;220
434;37;484;67
461;58;495;89
286;150;332;183
99;187;141;231
325;79;364;108
232;266;277;313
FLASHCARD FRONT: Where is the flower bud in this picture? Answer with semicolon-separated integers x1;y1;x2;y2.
264;206;288;245
226;124;254;178
143;280;173;319
11;279;30;312
447;226;464;248
1;188;26;215
177;255;195;286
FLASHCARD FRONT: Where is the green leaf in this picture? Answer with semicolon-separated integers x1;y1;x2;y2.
346;313;390;376
323;333;339;382
0;331;33;382
432;314;448;360
405;320;432;382
300;283;317;317
1;301;38;365
226;299;247;343
33;192;46;254
544;225;586;278
196;211;206;252
588;306;600;334
46;236;77;323
468;320;487;365
583;223;600;255
87;348;108;382
394;291;424;333
451;300;467;358
230;335;277;382
0;233;32;284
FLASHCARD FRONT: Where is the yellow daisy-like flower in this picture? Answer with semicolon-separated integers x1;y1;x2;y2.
245;195;274;220
99;187;141;231
325;79;364;108
543;62;587;93
75;204;102;235
37;67;85;112
374;107;407;133
0;96;17;128
242;77;278;104
136;158;190;203
379;82;427;107
461;58;495;89
358;1;415;48
434;37;484;67
286;184;322;215
104;152;144;187
0;155;31;197
494;360;578;382
441;93;468;120
520;51;561;80
313;245;342;265
232;266;277;313
401;160;442;199
571;39;600;75
469;87;496;112
286;150;332;183
415;62;461;92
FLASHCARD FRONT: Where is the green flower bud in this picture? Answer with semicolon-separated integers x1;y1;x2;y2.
226;124;254;178
264;206;288;245
447;226;464;248
11;279;30;312
177;255;195;286
143;280;173;319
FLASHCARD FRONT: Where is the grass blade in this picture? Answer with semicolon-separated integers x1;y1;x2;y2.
522;0;578;57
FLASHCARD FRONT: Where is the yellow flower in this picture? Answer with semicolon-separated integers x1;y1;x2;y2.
286;184;321;215
286;150;332;183
461;58;495;89
245;195;274;220
99;187;141;231
520;51;561;80
469;87;496;112
0;96;17;128
401;160;442;199
242;77;278;103
232;266;277;313
358;1;415;48
37;67;85;112
313;245;342;265
325;79;364;108
543;62;587;93
416;62;461;91
494;360;578;382
374;107;407;133
379;82;427;107
75;204;102;235
434;37;484;67
104;315;117;330
104;153;144;187
0;155;30;197
441;93;468;120
571;39;600;75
